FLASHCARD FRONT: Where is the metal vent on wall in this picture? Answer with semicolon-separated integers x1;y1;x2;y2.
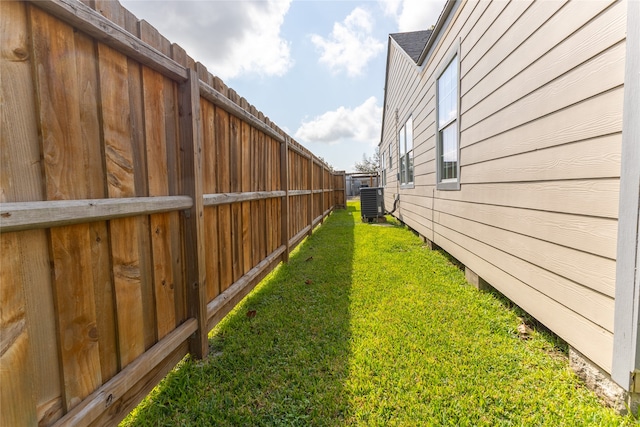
361;187;385;221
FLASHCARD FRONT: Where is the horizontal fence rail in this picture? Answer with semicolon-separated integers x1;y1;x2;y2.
0;0;347;426
0;196;193;232
203;191;287;206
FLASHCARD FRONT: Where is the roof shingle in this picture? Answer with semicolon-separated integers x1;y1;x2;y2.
389;30;433;63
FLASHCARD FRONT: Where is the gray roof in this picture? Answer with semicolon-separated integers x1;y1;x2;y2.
389;30;433;63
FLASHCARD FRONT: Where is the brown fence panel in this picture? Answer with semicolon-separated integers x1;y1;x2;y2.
1;1;345;425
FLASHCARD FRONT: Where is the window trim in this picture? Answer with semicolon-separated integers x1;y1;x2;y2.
435;42;461;191
380;150;386;186
398;114;415;188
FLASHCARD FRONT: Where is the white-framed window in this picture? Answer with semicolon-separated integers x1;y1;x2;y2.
380;151;386;186
389;144;392;170
399;115;414;186
436;46;460;190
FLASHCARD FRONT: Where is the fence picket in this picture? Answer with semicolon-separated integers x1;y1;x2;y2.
29;6;103;411
2;3;63;424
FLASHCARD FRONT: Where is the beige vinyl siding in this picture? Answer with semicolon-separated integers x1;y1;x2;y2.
380;0;624;374
462;87;623;165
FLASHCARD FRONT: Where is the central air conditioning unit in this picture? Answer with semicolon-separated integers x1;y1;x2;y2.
361;187;385;222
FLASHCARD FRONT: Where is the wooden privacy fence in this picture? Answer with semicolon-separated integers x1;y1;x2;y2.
0;0;347;425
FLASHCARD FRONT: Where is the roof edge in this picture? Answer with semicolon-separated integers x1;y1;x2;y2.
417;0;458;65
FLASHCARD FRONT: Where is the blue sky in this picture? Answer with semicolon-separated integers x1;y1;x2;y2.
119;0;445;172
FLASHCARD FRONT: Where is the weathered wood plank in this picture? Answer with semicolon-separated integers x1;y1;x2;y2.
289;224;312;250
211;78;231;290
231;202;243;282
287;141;312;159
0;196;192;232
204;203;221;301
257;126;267;260
123;12;149;199
140;19;176;341
71;8;120;388
271;138;280;252
157;40;182;321
249;119;260;266
312;214;323;228
199;81;285;144
97;35;147;368
228;90;243;281
240;97;253;273
215;99;233;291
28;0;187;82
1;1;45;203
320;165;325;216
288;189;313;197
2;2;62;423
96;1;156;355
0;233;38;426
207;246;285;330
30;7;87;201
51;225;103;409
169;45;192;326
280;139;290;261
51;319;196;427
201;97;221;302
265;134;273;253
30;5;103;411
88;341;188;427
178;68;208;356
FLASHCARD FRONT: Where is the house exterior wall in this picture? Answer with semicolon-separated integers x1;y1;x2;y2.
380;0;626;375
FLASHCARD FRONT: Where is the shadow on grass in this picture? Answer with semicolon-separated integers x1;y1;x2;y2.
123;207;355;426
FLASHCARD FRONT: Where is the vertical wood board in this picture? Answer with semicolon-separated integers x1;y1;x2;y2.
29;6;103;410
1;2;62;422
96;39;147;367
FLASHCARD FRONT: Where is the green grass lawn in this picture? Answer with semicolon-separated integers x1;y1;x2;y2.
122;201;638;426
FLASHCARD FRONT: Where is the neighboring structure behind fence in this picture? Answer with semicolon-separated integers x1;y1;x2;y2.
0;1;346;425
345;173;380;197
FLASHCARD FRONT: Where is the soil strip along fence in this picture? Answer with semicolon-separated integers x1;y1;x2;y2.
0;1;346;425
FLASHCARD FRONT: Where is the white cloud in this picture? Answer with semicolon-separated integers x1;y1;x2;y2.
379;0;402;17
294;97;382;145
120;0;293;80
380;0;445;32
310;8;385;77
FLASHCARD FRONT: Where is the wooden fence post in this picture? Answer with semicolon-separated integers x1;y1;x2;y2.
281;137;290;262
308;156;313;235
321;163;325;220
178;68;208;359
